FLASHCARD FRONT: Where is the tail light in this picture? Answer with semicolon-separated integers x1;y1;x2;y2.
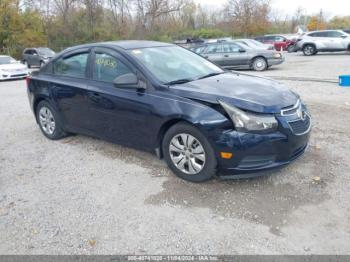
26;76;31;87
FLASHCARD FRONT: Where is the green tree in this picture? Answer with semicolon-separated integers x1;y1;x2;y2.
328;16;350;30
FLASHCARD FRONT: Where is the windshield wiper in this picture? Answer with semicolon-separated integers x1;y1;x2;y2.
165;78;194;85
197;72;225;80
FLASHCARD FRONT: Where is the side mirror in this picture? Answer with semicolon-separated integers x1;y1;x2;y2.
33;53;38;56
113;73;141;88
239;48;246;53
341;35;347;39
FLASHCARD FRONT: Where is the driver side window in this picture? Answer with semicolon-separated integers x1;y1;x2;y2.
93;53;132;83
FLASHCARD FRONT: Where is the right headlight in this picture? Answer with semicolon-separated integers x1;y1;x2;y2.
218;100;278;133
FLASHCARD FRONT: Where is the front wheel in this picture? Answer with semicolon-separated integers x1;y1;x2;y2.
303;45;316;56
252;57;268;71
162;122;217;182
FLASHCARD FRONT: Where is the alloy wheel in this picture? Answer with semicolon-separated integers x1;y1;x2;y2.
39;106;56;135
169;133;206;175
303;45;315;56
253;58;267;71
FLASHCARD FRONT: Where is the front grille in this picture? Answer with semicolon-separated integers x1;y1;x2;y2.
10;74;26;77
281;100;300;116
239;155;276;168
288;115;311;135
281;106;298;115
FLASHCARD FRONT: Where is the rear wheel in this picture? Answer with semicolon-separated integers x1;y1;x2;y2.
162;122;217;182
36;101;66;140
252;57;268;71
303;44;316;56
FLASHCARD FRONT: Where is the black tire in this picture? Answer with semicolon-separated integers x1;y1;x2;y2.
303;44;317;56
162;122;217;182
251;57;268;71
36;101;66;140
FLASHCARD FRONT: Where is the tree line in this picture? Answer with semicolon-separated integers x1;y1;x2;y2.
1;0;350;58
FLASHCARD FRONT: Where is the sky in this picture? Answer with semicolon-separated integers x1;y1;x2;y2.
196;0;350;17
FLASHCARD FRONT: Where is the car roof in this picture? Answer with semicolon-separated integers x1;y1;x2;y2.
308;30;343;33
235;39;256;42
65;40;173;52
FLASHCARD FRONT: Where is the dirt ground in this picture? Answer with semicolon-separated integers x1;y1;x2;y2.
0;52;349;254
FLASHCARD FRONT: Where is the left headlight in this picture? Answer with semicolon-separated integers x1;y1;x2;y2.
218;100;278;133
273;53;282;59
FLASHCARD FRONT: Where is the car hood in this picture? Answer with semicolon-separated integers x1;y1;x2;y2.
0;63;27;70
169;73;298;113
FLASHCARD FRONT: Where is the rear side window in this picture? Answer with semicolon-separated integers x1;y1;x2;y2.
265;36;275;41
24;49;32;55
93;52;132;83
309;32;327;37
274;36;285;42
54;53;89;78
192;46;206;54
326;31;343;38
205;44;222;54
222;43;241;52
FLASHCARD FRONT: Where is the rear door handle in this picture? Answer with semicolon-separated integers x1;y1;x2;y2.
224;55;229;57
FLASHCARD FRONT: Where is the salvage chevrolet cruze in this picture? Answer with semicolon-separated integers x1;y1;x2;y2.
27;41;311;182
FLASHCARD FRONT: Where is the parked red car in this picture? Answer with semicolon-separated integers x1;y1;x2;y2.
254;35;296;52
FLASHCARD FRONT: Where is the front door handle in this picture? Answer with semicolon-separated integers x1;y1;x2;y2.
224;54;229;57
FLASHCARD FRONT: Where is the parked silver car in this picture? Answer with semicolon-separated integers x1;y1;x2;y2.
295;30;350;56
22;47;56;68
191;42;284;71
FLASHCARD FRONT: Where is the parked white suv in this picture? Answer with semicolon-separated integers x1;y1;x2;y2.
295;30;350;56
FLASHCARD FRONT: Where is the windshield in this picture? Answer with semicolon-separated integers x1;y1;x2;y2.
129;46;223;83
38;48;55;56
0;56;17;65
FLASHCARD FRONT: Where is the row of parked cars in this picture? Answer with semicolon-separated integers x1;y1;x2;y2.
0;47;55;81
1;29;350;81
178;29;350;72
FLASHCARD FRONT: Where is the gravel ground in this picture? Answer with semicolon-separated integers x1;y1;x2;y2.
0;52;350;255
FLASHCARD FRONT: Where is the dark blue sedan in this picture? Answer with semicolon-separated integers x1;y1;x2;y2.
27;41;311;182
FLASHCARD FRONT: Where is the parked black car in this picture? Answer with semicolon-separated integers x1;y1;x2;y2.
191;42;284;71
22;47;56;68
27;41;311;182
